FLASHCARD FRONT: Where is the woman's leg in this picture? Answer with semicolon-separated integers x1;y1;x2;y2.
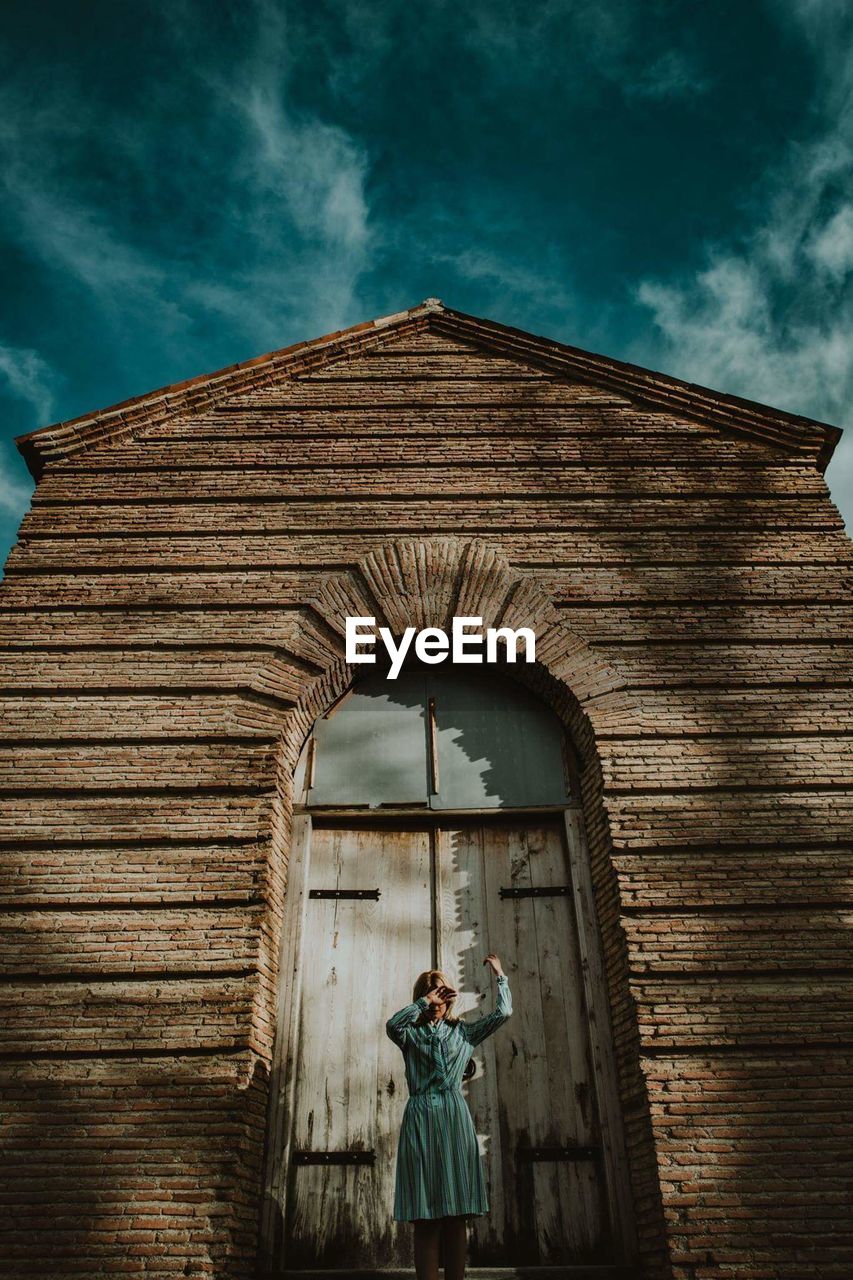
441;1214;468;1280
413;1218;441;1280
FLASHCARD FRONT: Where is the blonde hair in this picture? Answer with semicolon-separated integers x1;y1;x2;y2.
412;969;460;1025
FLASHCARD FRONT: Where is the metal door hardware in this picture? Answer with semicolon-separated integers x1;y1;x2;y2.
292;1150;375;1166
309;888;381;899
517;1144;599;1162
500;885;571;899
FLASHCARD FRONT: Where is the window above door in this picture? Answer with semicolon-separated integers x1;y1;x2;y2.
294;664;576;810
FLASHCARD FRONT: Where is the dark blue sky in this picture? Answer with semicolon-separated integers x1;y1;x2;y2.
1;0;851;565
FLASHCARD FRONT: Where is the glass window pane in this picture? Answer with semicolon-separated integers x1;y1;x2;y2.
308;669;429;806
427;668;569;809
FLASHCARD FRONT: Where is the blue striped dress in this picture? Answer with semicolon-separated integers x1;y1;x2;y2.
385;975;513;1222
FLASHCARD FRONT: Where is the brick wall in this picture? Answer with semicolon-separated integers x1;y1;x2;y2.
2;305;851;1278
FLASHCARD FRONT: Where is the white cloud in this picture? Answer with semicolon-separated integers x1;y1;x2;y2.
637;253;852;417
239;86;369;251
2;180;191;338
437;247;578;318
0;0;374;366
0;343;49;520
0;342;56;422
181;0;373;334
806;205;853;280
0;466;32;518
635;4;853;530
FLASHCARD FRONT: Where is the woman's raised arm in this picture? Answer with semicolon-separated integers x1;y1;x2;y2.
385;996;430;1048
461;974;513;1047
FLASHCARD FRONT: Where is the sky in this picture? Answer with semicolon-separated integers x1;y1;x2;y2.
1;0;852;568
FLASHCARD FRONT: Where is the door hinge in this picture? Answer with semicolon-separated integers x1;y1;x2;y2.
500;885;571;899
518;1144;599;1162
292;1149;375;1166
309;888;381;900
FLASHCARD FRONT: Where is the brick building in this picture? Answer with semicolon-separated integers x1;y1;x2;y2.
4;298;851;1280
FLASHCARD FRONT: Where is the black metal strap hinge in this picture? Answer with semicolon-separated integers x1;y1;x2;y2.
309;889;381;900
500;886;571;899
518;1144;599;1162
292;1149;375;1166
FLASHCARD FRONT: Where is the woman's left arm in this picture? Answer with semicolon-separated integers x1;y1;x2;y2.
461;974;513;1047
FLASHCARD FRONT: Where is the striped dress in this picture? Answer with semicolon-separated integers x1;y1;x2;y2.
385;975;513;1222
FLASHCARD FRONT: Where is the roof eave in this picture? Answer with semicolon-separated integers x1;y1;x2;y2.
14;296;844;479
433;306;843;472
14;298;444;482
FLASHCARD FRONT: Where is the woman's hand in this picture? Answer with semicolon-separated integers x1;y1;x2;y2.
425;984;457;1006
483;953;505;977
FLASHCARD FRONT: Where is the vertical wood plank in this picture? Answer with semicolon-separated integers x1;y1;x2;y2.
529;821;604;1257
339;826;381;1258
370;826;432;1264
438;823;508;1262
564;808;639;1267
258;811;313;1269
504;823;561;1260
286;826;348;1261
478;822;533;1261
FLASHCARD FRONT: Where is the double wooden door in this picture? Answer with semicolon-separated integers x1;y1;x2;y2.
260;815;627;1271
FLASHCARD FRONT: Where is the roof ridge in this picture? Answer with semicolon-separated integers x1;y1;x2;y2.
14;298;843;478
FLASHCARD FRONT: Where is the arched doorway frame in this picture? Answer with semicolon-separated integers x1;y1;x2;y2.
256;535;667;1275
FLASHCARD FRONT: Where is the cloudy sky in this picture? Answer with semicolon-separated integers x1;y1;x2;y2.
1;0;851;565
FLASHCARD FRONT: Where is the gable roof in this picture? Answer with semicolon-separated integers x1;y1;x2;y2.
14;297;843;480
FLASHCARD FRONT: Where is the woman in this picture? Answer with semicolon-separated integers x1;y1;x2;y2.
385;953;512;1280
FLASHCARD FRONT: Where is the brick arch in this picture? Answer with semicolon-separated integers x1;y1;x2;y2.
278;534;633;771
256;534;670;1279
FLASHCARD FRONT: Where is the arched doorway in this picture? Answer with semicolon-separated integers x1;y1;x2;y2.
259;660;637;1274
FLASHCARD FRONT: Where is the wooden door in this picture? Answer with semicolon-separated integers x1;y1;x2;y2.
436;819;612;1265
265;816;622;1271
275;823;432;1269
